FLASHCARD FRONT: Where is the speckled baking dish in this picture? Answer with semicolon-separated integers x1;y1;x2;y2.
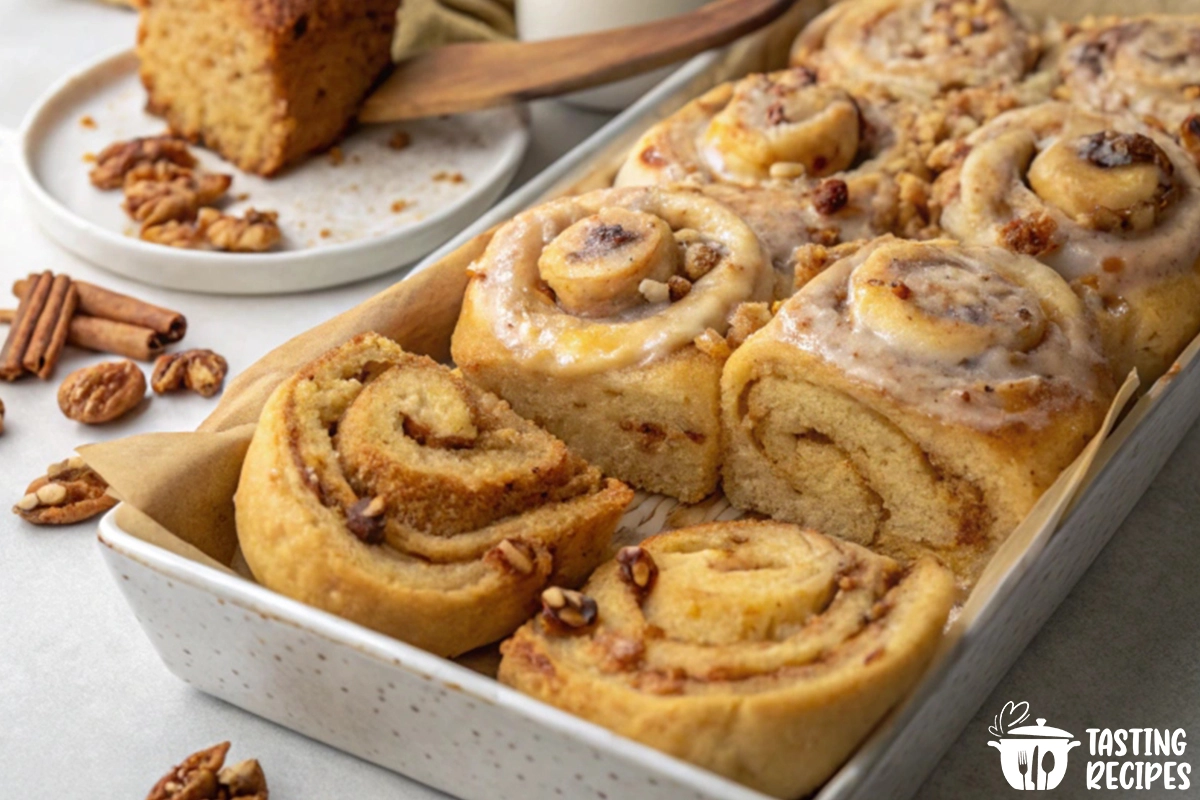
95;1;1200;798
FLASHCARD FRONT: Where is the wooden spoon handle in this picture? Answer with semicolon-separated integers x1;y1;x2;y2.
360;0;796;122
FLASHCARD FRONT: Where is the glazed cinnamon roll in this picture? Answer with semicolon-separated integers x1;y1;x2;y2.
614;68;938;286
935;102;1200;383
1055;15;1200;165
721;238;1114;583
499;520;956;799
790;0;1042;98
451;187;775;503
235;333;633;657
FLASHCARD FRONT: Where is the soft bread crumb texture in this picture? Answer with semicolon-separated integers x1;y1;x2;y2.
137;0;400;176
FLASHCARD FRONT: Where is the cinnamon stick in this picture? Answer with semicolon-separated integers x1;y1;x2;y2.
12;277;186;343
0;309;166;362
22;275;78;379
0;271;53;381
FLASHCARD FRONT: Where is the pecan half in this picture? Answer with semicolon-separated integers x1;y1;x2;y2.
145;742;227;800
122;163;232;225
89;135;196;190
145;742;269;800
541;587;598;631
57;360;145;424
813;178;849;215
616;546;658;597
199;208;282;253
140;219;207;249
151;349;229;398
13;456;117;525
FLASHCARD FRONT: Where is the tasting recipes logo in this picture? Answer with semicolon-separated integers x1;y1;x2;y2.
987;701;1192;792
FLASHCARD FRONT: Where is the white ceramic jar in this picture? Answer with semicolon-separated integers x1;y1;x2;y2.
516;0;713;110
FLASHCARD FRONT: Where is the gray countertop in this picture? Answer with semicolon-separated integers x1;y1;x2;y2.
0;4;1196;798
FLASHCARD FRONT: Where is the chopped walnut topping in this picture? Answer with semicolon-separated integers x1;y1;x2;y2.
541;587;597;631
89;135;196;190
682;241;722;281
491;538;535;576
151;349;229;397
999;212;1059;256
13;457;117;526
198;208;282;253
792;240;866;290
667;275;692;302
638;278;671;304
1078;130;1171;172
726;302;773;349
616;546;658;597
693;328;732;360
813;178;849;215
346;496;386;545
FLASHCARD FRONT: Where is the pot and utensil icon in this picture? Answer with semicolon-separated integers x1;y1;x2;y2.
988;702;1080;791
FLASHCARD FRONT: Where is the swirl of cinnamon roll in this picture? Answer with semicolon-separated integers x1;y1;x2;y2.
452;187;774;502
499;520;956;799
721;237;1114;583
615;68;939;288
235;333;633;657
790;0;1042;98
935;102;1200;383
1055;15;1200;165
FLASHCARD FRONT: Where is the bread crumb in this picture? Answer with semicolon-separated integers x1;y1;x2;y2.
391;200;412;213
235;192;250;202
320;228;332;238
433;171;465;184
329;146;345;166
79;115;97;129
82;152;97;163
388;131;412;150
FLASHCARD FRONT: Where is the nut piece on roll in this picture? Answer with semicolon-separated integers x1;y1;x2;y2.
614;68;939;289
790;0;1042;99
451;187;775;503
1054;15;1200;165
499;520;956;799
935;102;1200;384
234;333;633;658
721;237;1115;585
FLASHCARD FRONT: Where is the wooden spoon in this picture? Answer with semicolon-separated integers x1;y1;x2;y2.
359;0;796;122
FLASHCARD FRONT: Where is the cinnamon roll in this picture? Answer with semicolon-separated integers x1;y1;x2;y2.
935;102;1200;383
614;68;938;287
790;0;1042;99
1055;15;1200;165
498;520;955;799
451;187;775;503
235;333;633;657
721;237;1114;583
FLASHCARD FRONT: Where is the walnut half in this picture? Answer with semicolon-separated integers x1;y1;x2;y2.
57;360;146;424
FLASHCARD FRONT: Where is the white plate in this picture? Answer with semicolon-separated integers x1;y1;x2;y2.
16;48;529;295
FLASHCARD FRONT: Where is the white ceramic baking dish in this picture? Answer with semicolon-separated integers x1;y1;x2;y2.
95;2;1200;797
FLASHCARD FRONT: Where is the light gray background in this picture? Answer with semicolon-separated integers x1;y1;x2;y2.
0;3;1196;797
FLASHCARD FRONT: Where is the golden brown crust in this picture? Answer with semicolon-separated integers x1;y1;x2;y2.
235;333;633;657
500;520;956;799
